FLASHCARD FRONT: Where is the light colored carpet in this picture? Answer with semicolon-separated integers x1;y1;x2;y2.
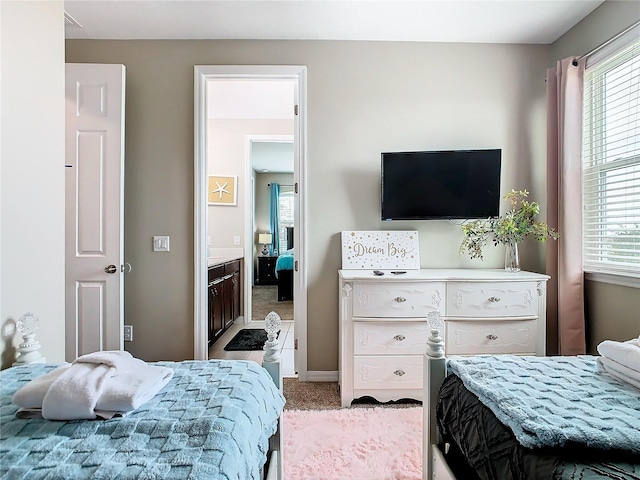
252;285;293;320
283;406;422;480
282;378;421;411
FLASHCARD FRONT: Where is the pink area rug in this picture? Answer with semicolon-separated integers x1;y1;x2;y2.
283;406;422;480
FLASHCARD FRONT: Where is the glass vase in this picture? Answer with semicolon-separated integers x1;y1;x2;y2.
505;242;520;272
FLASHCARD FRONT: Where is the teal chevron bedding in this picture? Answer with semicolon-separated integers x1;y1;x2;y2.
447;355;640;453
1;360;285;479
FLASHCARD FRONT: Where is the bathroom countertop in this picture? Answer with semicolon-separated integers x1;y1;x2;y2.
207;253;243;267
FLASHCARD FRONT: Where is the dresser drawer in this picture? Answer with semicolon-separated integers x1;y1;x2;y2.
352;282;444;318
353;356;422;390
445;319;537;355
354;322;428;355
446;282;538;317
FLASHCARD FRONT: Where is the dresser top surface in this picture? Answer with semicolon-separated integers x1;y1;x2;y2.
339;268;549;282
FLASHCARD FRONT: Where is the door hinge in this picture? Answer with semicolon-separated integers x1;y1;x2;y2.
294;260;298;272
295;182;298;194
294;338;298;350
294;104;299;116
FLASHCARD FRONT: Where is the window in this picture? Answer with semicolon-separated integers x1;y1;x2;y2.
582;37;640;279
278;190;294;251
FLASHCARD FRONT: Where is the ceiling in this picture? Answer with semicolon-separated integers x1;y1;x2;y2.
64;0;605;44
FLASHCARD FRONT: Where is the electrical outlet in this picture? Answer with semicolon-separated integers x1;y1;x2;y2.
123;325;133;342
233;235;240;245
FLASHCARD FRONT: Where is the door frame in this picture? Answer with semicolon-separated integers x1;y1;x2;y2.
194;65;308;380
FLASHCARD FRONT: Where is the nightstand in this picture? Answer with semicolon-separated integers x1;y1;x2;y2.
257;256;278;285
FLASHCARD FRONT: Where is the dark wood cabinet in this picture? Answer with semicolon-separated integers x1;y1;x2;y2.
257;256;278;285
208;259;242;346
224;260;242;322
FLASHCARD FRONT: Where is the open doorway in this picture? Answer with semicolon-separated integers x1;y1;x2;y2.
251;139;294;318
194;66;308;380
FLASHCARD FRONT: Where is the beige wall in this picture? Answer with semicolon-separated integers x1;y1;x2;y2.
1;2;66;367
66;39;551;369
549;0;640;353
207;119;293;251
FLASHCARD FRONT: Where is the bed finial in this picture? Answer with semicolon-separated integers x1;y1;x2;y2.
13;312;45;365
426;311;445;359
263;311;281;363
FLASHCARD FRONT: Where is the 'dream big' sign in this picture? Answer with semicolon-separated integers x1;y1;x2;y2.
341;231;420;270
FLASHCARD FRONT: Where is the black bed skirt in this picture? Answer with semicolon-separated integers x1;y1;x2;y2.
277;269;293;301
436;374;640;480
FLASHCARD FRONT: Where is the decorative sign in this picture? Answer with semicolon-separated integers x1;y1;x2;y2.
341;231;420;270
208;175;238;206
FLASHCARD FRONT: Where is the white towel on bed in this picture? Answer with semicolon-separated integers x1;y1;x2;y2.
597;356;640;390
42;361;114;420
597;338;640;373
12;350;174;420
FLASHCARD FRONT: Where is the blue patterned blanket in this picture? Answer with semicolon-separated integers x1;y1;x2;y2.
1;360;285;479
448;355;640;453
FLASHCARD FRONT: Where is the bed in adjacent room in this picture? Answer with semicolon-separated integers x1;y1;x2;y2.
423;332;640;480
1;357;285;479
275;248;294;302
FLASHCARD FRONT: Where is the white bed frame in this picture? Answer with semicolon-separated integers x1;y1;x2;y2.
263;332;284;480
423;327;457;480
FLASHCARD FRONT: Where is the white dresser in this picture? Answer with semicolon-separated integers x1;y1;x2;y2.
338;268;549;407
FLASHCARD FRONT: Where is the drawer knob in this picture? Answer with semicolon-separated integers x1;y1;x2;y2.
488;296;501;303
393;334;406;341
486;334;498;340
393;370;405;376
394;296;407;303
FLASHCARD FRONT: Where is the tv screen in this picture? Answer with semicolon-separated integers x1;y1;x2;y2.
381;149;501;220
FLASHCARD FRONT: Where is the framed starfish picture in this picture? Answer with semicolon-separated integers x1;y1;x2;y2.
208;175;238;206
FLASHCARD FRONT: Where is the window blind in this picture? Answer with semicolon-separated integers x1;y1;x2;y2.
582;37;640;277
278;191;294;251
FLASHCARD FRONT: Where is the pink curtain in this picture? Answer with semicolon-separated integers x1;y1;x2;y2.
546;57;586;356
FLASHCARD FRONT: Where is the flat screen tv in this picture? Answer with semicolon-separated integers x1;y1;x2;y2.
381;149;501;220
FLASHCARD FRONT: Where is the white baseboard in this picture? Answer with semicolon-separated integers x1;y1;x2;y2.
305;370;338;382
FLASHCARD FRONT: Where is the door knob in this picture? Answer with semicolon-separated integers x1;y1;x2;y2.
123;263;132;274
104;264;118;274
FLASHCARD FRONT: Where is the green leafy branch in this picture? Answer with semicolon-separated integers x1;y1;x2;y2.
460;189;559;260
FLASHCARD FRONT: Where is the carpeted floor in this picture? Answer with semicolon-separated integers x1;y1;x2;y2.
252;286;293;320
283;378;421;410
283;406;422;480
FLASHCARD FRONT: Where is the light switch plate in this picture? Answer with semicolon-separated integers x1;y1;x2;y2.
123;325;133;342
153;235;170;252
233;235;240;246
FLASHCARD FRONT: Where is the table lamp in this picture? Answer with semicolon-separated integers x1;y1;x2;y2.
258;233;273;256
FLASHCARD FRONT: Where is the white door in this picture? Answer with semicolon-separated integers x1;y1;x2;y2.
65;64;126;361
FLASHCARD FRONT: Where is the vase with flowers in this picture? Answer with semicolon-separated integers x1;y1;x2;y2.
460;189;559;272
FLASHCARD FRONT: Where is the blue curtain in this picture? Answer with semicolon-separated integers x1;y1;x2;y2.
269;183;280;256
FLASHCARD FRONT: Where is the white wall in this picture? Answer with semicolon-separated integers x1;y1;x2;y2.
0;1;66;367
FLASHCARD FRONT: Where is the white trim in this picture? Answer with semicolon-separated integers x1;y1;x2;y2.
194;67;208;361
306;370;339;382
585;271;640;289
194;66;308;383
585;22;640;69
